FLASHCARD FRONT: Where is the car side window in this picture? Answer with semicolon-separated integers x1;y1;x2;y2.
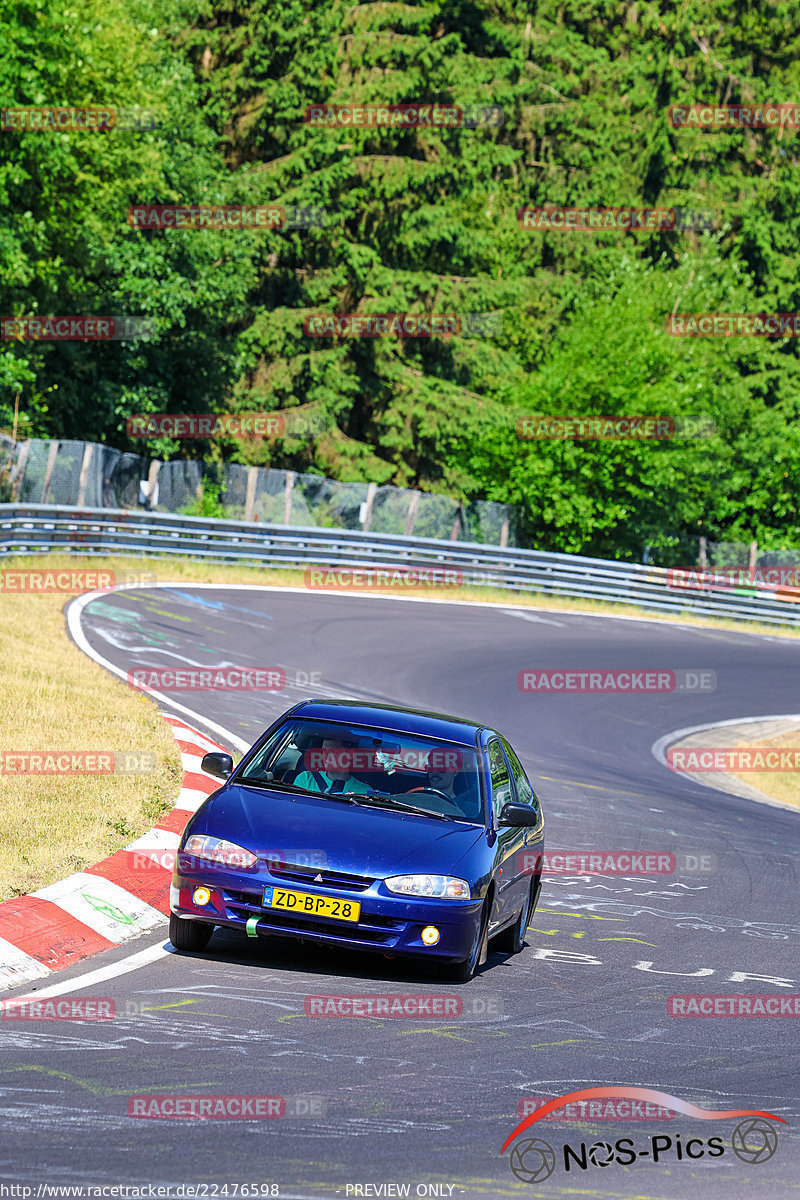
488;739;514;821
501;739;539;809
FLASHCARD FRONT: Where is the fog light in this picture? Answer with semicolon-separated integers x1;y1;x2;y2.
193;886;211;907
421;925;440;946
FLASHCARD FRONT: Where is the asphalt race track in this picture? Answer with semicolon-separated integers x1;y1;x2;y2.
7;584;800;1198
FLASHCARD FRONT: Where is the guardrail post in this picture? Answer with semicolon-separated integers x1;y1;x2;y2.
76;444;94;506
244;466;259;522
144;460;161;510
9;441;30;501
284;471;296;525
41;440;60;504
361;482;377;531
749;539;758;581
404;490;420;537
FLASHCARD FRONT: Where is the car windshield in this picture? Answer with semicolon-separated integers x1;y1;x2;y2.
237;718;483;823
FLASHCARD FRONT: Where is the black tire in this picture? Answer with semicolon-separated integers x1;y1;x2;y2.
169;912;214;952
447;900;489;982
495;879;537;955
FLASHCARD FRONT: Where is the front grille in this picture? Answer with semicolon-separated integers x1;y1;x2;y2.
255;909;402;943
268;864;374;892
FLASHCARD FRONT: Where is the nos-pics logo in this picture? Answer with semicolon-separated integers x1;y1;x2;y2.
502;1087;784;1183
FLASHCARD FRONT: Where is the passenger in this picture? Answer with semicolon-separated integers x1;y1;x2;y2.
293;737;372;796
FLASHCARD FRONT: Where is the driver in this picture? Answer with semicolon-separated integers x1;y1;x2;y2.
424;749;466;802
406;752;467;815
293;736;372;796
427;765;461;801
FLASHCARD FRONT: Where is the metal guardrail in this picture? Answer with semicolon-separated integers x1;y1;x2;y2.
2;503;800;628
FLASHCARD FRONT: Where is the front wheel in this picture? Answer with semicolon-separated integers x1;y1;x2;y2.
496;879;537;955
169;912;214;952
447;901;489;982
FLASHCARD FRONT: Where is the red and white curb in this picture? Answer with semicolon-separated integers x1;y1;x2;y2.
0;715;227;993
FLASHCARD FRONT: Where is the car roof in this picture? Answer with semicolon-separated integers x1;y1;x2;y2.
289;699;486;748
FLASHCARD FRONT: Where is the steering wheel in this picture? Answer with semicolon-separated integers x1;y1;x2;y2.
408;787;464;815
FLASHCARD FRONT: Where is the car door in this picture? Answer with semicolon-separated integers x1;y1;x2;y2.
501;738;545;897
487;738;525;933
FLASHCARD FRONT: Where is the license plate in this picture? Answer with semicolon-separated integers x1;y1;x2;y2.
262;886;360;923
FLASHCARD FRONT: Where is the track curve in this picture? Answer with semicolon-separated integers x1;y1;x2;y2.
6;585;800;1198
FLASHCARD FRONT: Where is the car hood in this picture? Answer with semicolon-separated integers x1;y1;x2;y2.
196;784;485;877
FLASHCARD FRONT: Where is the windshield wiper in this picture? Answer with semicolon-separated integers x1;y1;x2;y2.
357;793;452;821
238;777;359;801
239;777;310;793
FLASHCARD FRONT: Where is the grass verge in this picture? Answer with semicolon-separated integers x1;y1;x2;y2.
727;725;800;810
1;577;181;901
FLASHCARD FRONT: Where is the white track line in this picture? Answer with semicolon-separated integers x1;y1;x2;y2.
66;585;249;752
652;713;800;766
3;940;175;1002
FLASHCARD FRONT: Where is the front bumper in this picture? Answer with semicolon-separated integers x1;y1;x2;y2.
170;862;483;961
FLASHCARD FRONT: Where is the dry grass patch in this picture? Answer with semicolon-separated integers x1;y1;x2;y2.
727;724;800;810
0;581;181;900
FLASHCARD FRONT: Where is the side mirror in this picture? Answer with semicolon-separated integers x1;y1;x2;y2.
201;751;234;781
498;802;539;828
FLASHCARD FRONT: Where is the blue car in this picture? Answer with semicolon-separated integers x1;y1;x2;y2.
169;700;545;981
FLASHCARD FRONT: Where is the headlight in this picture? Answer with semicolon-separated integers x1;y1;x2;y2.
182;835;258;870
384;874;471;899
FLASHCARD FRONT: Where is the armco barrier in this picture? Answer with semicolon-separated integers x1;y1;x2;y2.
2;503;800;627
